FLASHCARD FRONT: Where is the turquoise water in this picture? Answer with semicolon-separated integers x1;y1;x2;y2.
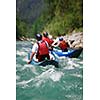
16;41;83;100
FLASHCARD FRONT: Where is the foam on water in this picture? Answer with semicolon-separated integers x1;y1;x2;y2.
36;68;64;81
16;78;34;88
70;74;83;78
50;71;64;82
17;67;64;88
16;50;27;56
16;75;20;80
32;68;64;87
21;64;34;70
16;64;23;68
23;56;29;62
35;68;56;80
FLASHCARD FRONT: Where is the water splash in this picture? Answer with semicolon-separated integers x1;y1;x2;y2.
16;75;20;80
16;50;27;56
50;71;64;82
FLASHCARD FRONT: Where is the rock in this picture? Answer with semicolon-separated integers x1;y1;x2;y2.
65;32;83;49
75;43;83;48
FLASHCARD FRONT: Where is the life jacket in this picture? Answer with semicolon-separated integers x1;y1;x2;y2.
59;40;67;50
42;37;53;46
37;41;49;55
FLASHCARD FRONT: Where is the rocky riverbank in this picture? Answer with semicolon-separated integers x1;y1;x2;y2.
16;36;36;43
64;32;83;48
17;32;83;49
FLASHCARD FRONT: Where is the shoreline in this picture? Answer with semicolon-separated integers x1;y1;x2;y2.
16;32;83;49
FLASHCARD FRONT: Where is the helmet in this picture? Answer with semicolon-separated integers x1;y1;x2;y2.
35;33;42;41
59;37;63;41
43;32;48;37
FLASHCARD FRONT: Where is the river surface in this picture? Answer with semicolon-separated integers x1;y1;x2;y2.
16;41;83;100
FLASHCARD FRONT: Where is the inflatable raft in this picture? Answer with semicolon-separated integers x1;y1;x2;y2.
51;48;83;58
28;52;59;68
28;48;82;67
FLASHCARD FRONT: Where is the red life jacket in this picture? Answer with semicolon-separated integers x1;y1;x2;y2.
59;40;67;50
37;41;49;55
42;37;53;46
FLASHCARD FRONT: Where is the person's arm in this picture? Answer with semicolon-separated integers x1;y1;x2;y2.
27;43;38;64
27;52;35;64
44;41;53;51
52;38;59;46
52;41;59;48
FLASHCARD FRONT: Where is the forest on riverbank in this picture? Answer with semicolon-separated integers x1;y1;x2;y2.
16;0;83;39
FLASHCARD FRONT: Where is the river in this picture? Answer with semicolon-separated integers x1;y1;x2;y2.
16;41;83;100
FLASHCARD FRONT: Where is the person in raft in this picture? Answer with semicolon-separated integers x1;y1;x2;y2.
28;33;51;64
53;37;68;52
42;32;54;46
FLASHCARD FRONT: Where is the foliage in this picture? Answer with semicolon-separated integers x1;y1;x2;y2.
16;0;83;39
